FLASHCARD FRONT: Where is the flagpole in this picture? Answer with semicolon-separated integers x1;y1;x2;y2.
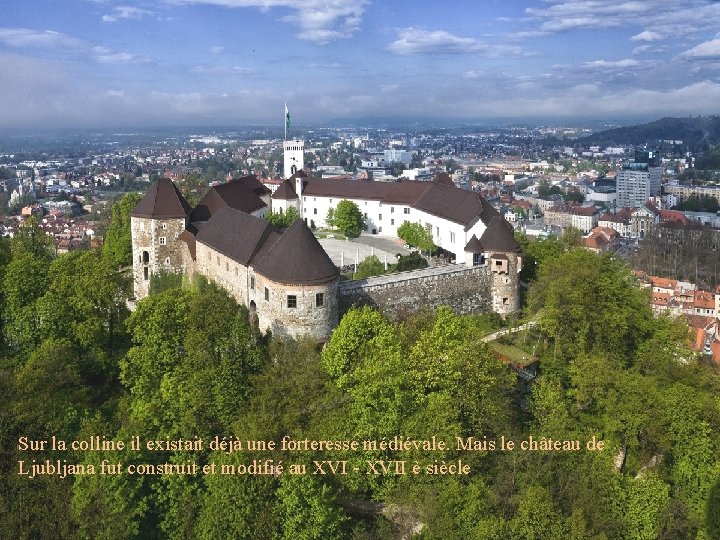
284;102;287;141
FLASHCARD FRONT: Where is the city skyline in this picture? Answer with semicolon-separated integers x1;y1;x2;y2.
2;0;720;129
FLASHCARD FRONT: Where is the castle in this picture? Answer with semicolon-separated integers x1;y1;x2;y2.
130;140;521;340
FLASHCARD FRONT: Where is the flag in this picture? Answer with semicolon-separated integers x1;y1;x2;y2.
285;103;291;132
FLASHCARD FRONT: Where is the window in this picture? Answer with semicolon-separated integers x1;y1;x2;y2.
316;292;324;307
379;227;382;233
226;262;229;271
165;257;170;265
250;276;255;290
287;295;297;308
314;208;317;215
450;232;455;243
217;256;220;266
142;251;149;264
379;214;382;221
404;208;410;214
391;207;395;213
329;199;333;204
143;267;149;280
162;223;167;230
159;237;166;246
264;287;269;301
391;219;394;225
140;222;145;231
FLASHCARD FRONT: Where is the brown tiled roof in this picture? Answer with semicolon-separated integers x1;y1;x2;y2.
694;290;715;309
179;230;196;260
490;252;509;260
479;215;522;253
254;219;339;285
659;209;689;224
434;172;455;186
233;174;271;197
414;184;487;228
131;178;192;219
190;180;267;222
196;207;280;265
297;177;499;229
272;179;298;200
464;234;484;253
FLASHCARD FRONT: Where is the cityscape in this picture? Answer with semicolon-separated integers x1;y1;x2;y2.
2;1;720;539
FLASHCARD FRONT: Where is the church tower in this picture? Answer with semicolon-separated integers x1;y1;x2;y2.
283;139;304;179
130;178;192;299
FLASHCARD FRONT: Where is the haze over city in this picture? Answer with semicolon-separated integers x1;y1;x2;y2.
2;0;720;129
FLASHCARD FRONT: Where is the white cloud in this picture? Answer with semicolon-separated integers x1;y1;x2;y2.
307;61;347;69
580;58;645;70
171;0;367;44
0;27;144;64
681;38;720;59
387;27;530;57
631;30;664;42
91;46;144;63
526;1;720;38
209;45;224;54
191;64;254;74
102;5;155;22
0;28;86;51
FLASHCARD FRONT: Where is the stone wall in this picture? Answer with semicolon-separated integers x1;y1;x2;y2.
491;253;521;315
195;240;338;342
255;275;338;341
339;265;495;319
131;216;187;299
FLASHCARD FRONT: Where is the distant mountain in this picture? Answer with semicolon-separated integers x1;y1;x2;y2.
578;116;720;152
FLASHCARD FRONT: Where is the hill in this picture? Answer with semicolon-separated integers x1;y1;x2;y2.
578;115;720;153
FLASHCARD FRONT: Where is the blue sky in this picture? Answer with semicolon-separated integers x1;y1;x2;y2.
2;0;720;129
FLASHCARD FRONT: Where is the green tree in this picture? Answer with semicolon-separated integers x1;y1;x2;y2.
397;221;436;254
333;200;363;237
2;251;50;355
354;255;384;279
11;216;54;258
396;251;428;272
528;249;654;362
264;207;299;229
277;475;348;539
103;192;142;268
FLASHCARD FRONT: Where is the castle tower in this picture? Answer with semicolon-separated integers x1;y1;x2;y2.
130;178;192;299
283;139;304;179
478;216;522;315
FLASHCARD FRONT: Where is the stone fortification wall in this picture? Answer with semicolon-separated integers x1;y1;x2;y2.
131;216;187;299
255;275;338;341
339;265;494;319
194;240;338;342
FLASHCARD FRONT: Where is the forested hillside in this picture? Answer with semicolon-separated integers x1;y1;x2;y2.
0;198;718;539
577;116;720;154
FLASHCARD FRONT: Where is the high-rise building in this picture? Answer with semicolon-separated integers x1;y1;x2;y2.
616;149;661;208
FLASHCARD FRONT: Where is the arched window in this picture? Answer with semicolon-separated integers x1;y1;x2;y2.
142;251;149;264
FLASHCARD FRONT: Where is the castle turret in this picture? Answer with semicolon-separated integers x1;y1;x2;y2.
130;178;192;299
479;216;522;315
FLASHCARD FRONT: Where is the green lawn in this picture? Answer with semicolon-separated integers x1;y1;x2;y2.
491;341;535;366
